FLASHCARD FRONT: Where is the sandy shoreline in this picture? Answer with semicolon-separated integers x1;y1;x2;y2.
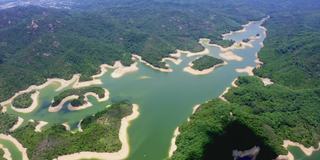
0;144;11;160
219;51;243;61
92;65;110;79
77;120;83;132
235;66;255;76
219;87;231;102
9;117;24;132
86;89;110;102
275;153;294;160
48;95;79;112
222;26;248;38
169;104;201;157
231;78;239;87
11;91;40;114
132;54;173;72
62;123;71;131
67;102;92;112
72;75;102;89
219;78;239;102
183;61;227;75
162;57;182;65
254;52;264;68
35;121;48;132
168;127;180;158
0;134;29;160
283;140;320;156
187;104;201;122
55;104;140;160
0;59;116;113
0;73;85;111
192;104;201;114
68;88;110;111
260;78;273;86
0;17;272;160
276;140;320;160
111;62;139;79
177;48;210;58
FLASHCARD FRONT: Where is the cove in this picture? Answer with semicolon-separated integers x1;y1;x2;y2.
288;147;320;160
1;18;268;160
0;138;23;160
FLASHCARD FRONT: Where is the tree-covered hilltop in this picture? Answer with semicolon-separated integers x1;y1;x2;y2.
172;98;280;160
172;76;320;160
12;92;35;109
255;13;320;89
171;0;320;159
225;77;320;148
12;102;132;160
191;55;224;71
52;87;105;107
0;0;267;102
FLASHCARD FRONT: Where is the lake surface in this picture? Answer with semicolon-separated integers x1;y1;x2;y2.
288;146;320;160
0;138;23;160
0;18;291;160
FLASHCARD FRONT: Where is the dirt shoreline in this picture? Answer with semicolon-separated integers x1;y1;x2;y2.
34;121;48;132
54;104;140;160
0;134;29;160
11;91;40;113
168;127;180;158
9;117;24;132
183;61;227;75
169;104;201;158
235;66;255;76
0;144;11;160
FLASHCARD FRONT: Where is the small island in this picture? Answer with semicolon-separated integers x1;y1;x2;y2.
12;92;35;109
52;87;105;107
191;55;224;71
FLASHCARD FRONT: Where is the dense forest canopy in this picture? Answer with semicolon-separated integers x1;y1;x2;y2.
172;0;320;159
12;102;133;160
191;55;224;71
0;0;320;159
0;0;269;101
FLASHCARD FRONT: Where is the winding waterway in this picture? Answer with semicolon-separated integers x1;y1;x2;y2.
2;18;311;160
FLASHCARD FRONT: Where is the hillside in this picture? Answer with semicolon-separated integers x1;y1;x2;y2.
0;0;266;102
172;1;320;159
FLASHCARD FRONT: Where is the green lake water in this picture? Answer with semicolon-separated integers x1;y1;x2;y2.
3;18;315;160
0;138;23;160
288;146;320;160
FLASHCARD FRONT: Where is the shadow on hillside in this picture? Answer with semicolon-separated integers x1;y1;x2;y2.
203;121;278;160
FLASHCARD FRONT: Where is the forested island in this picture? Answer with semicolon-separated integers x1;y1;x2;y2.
12;102;132;160
191;55;224;71
51;86;105;107
0;0;319;160
12;92;34;109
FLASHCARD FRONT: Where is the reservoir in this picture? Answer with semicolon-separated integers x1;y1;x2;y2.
2;18;305;160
